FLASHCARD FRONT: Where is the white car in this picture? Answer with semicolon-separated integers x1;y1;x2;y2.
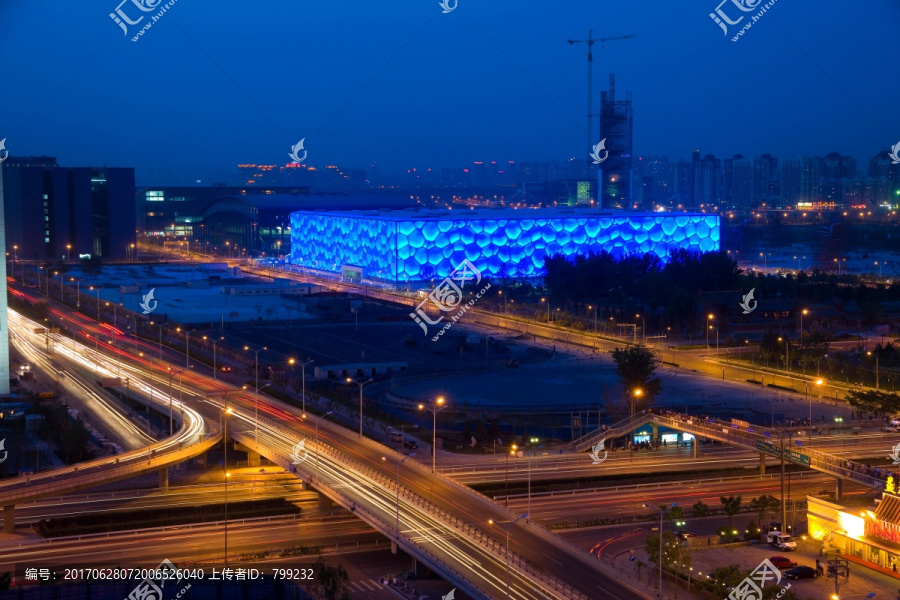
884;424;900;433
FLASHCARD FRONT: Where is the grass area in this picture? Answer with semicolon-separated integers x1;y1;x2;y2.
36;498;300;538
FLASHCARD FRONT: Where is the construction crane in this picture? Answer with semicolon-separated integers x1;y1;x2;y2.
567;31;635;177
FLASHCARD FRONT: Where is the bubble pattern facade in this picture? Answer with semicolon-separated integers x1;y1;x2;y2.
290;211;720;282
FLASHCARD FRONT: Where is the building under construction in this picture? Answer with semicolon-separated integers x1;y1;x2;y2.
598;74;633;209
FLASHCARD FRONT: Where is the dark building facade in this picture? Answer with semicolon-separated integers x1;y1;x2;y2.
598;74;633;209
2;157;135;261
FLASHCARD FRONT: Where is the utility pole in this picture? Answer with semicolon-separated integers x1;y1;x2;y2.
567;31;635;177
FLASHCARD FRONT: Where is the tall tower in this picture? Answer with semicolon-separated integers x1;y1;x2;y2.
0;137;10;395
598;74;633;209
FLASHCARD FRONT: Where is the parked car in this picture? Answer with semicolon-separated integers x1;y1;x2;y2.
404;440;418;449
768;556;798;570
766;531;797;551
390;431;403;442
784;566;819;580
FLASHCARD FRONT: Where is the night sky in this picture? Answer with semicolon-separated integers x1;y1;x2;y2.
2;0;899;180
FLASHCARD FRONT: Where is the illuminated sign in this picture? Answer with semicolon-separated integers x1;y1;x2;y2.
865;519;900;544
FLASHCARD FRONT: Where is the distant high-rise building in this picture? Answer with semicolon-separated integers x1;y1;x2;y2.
598;74;633;209
822;152;857;180
752;154;777;208
781;156;821;206
725;155;753;211
2;157;135;261
692;154;721;208
868;150;898;180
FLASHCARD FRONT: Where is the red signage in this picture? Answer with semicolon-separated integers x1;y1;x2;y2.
865;519;900;544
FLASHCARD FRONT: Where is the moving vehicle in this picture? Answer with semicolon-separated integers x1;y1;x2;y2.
768;556;798;569
219;366;233;373
783;566;818;580
766;531;797;551
37;392;57;399
404;439;418;449
674;531;696;540
884;424;900;433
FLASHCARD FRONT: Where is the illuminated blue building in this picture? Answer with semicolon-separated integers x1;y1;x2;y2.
289;208;720;283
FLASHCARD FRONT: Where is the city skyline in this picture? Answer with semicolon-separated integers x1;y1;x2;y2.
2;0;899;176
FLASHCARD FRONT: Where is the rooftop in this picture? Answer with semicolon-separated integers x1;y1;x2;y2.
291;207;713;221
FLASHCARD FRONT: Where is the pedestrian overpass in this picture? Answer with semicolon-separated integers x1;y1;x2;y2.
573;411;888;495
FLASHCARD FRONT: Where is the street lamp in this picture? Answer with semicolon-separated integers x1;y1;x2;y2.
205;336;223;379
630;388;643;456
176;327;193;369
347;377;374;438
382;453;416;533
588;305;597;332
867;351;880;389
255;382;272;445
289;358;314;413
540;297;550;322
800;308;808;333
643;502;678;597
167;367;183;436
244;345;268;415
505;443;518;507
636;313;645;343
706;314;714;353
223;406;233;565
778;337;790;371
418;396;447;472
488;513;529;600
498;289;507;313
66;244;71;263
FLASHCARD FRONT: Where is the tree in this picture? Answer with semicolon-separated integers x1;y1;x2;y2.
313;557;350;600
719;495;742;528
749;494;779;525
847;389;900;416
692;500;709;518
644;531;689;577
611;345;662;406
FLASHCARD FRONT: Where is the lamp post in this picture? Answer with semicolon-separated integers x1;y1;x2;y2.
176;327;193;369
778;337;790;371
383;453;416;534
223;406;233;565
289;358;314;413
504;443;518;507
244;344;267;415
418;396;447;472
643;502;678;597
630;388;643;457
91;286;101;321
210;336;223;379
541;297;550;322
167;368;183;436
800;308;808;333
588;305;597;332
310;410;333;483
489;513;528;600
66;244;71;263
706;314;714;354
867;351;879;389
255;382;272;445
636;313;645;343
347;378;374;438
499;290;507;313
